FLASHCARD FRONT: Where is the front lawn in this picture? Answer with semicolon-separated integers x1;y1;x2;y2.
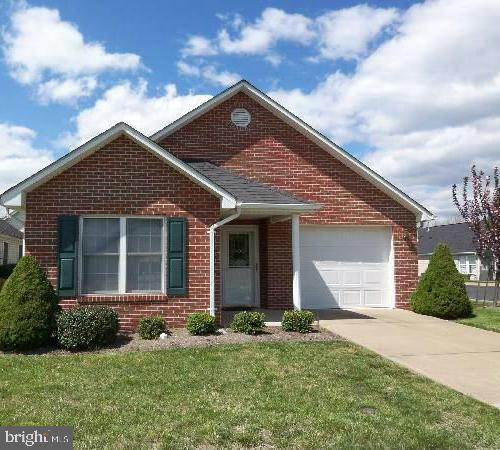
457;304;500;333
0;341;499;448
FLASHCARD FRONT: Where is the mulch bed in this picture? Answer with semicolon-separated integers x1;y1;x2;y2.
1;326;340;356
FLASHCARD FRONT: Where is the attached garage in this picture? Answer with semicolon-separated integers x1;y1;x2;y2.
300;226;394;309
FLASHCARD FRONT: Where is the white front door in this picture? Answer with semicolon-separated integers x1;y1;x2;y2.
222;226;259;307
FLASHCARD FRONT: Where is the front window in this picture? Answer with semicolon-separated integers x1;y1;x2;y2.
126;219;162;292
82;218;120;293
81;217;164;294
457;255;477;275
467;255;477;275
458;255;467;274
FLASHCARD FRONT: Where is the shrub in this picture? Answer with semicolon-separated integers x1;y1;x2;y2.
282;310;315;333
231;311;266;335
0;278;5;292
186;312;217;335
0;264;16;279
0;256;59;351
57;306;119;350
138;316;166;340
411;244;472;319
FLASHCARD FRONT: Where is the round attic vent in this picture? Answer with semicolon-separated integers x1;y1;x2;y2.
231;108;251;127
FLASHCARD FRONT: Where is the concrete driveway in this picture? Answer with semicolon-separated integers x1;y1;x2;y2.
319;308;500;408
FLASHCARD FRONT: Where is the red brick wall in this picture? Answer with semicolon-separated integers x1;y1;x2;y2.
25;135;220;331
160;92;418;309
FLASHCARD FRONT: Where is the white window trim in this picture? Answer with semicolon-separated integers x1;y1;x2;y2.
456;254;478;278
78;216;167;295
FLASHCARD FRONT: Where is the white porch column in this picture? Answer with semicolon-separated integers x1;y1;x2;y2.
292;214;301;310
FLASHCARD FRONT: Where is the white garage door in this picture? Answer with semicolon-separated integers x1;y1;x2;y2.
300;226;393;308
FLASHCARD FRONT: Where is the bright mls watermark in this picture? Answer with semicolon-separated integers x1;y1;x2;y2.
0;427;72;449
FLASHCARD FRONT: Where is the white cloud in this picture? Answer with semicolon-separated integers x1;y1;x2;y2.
270;0;500;216
2;4;142;103
0;123;54;195
315;5;399;61
177;61;240;87
59;80;212;148
36;76;98;104
181;35;218;57
217;8;315;55
185;6;398;64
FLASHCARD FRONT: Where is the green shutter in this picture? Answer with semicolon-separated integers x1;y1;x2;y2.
57;216;79;296
167;217;186;295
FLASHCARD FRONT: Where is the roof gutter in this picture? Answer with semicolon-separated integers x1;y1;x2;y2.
208;204;242;317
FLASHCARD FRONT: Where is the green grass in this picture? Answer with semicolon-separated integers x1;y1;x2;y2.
457;304;500;333
0;341;499;449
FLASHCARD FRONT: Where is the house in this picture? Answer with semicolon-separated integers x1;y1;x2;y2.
0;219;23;265
0;81;432;331
418;222;494;281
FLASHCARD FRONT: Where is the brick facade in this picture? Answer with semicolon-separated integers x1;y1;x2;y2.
25;91;419;331
159;92;418;309
25;136;220;331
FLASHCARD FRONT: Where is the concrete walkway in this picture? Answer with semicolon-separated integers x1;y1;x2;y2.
319;308;500;408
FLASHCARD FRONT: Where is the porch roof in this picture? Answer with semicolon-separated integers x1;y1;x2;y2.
186;161;318;212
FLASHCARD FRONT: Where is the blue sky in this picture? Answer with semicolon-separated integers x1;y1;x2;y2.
1;0;499;216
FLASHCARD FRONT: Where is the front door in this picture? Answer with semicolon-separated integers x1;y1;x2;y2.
222;227;258;307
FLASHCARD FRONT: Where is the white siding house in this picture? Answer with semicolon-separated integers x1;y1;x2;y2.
418;223;494;280
0;219;23;265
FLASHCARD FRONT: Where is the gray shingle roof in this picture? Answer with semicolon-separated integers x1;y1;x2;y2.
187;161;312;206
418;222;475;255
0;219;23;240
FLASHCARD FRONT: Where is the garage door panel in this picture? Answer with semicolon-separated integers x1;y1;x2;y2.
343;290;363;306
364;270;383;284
364;290;383;305
318;269;341;286
343;271;362;285
300;226;392;309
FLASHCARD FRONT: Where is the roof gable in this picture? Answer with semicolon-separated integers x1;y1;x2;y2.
151;80;433;220
0;123;237;210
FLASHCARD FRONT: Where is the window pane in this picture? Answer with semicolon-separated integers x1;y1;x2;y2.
83;218;119;253
82;218;120;293
127;255;162;292
229;233;250;267
83;255;119;293
126;219;163;292
127;219;162;253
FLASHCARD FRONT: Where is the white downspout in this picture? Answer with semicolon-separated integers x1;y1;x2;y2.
292;214;301;310
208;204;242;316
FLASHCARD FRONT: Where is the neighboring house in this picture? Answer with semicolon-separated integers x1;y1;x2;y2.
0;219;23;265
5;210;25;233
0;81;432;331
418;222;494;280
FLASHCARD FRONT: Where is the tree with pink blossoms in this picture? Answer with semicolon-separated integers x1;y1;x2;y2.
452;166;500;304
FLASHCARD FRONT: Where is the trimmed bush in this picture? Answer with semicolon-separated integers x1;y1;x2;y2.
0;278;5;292
138;316;166;340
57;306;119;350
186;312;217;335
231;311;266;335
282;310;315;333
0;264;16;279
0;256;59;351
411;244;472;319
